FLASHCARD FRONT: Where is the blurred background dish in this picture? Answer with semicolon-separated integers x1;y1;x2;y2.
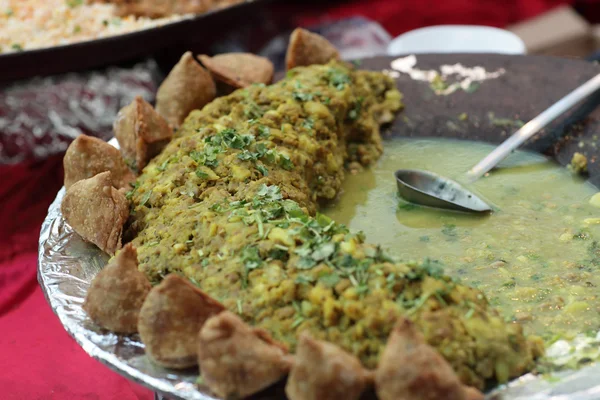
387;25;526;55
0;0;270;82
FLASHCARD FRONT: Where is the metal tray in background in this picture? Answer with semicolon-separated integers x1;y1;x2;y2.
39;54;600;400
0;0;274;83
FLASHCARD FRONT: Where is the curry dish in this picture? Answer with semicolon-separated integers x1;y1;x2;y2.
327;139;600;341
126;61;540;388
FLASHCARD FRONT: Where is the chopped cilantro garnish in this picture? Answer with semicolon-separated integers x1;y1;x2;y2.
195;170;209;179
140;191;152;206
293;92;313;102
465;307;475;319
356;284;369;295
156;159;170;171
327;68;352;90
311;242;335;261
419;258;445;279
295;275;315;285
256;163;268;176
268;247;288;260
297;257;317;270
221;128;252;149
319;273;340;288
257;125;270;138
66;0;83;7
125;182;139;200
302;117;315;130
347;96;364;121
291;316;305;329
237;150;255;161
244;101;263;119
240;245;263;288
398;202;417;211
256;184;282;202
278;153;294;170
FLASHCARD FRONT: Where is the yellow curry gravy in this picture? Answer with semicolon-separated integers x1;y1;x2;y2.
325;138;600;344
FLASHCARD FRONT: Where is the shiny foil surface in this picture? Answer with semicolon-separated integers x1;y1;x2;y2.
37;184;600;400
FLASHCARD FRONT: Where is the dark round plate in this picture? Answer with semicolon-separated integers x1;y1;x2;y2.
370;53;600;186
39;53;600;400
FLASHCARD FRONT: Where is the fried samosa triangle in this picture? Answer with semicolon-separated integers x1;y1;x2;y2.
197;311;293;398
63;134;135;190
83;243;151;333
198;53;274;88
61;171;129;255
286;28;340;70
137;274;225;369
375;318;483;400
113;96;173;171
285;332;370;400
155;51;216;128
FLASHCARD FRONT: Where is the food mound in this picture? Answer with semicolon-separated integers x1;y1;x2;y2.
126;61;538;388
60;30;543;399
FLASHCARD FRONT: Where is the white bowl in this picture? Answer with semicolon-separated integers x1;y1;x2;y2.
387;25;526;55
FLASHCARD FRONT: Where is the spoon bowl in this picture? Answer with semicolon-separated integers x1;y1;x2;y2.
395;169;492;213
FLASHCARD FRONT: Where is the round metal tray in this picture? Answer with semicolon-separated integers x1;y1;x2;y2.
39;54;600;399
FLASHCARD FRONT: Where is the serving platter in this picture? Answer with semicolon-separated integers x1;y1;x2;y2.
0;0;273;83
39;53;600;399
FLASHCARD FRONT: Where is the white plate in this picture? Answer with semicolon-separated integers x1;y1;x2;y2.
388;25;526;55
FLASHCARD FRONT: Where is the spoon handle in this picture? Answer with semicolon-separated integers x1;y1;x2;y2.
466;73;600;182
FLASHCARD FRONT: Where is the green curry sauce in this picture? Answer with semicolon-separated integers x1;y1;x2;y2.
325;138;600;344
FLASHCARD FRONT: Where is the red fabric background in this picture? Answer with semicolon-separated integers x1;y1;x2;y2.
291;0;572;36
0;1;588;399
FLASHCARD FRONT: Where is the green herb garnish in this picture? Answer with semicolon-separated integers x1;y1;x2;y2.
195;170;209;179
66;0;83;8
327;68;352;90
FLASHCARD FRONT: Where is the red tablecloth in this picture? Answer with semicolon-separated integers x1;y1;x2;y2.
0;157;153;399
0;1;585;399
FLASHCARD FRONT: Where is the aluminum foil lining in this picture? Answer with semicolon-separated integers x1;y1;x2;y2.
38;143;600;400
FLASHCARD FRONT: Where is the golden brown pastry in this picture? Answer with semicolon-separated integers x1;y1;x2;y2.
464;386;485;400
83;243;151;333
198;53;274;88
285;28;340;70
197;311;292;398
61;171;129;255
155;52;216;128
63;134;135;190
113;96;173;171
285;332;370;400
138;274;225;369
375;318;478;400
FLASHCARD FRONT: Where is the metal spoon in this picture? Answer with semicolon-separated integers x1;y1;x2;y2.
395;72;600;213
